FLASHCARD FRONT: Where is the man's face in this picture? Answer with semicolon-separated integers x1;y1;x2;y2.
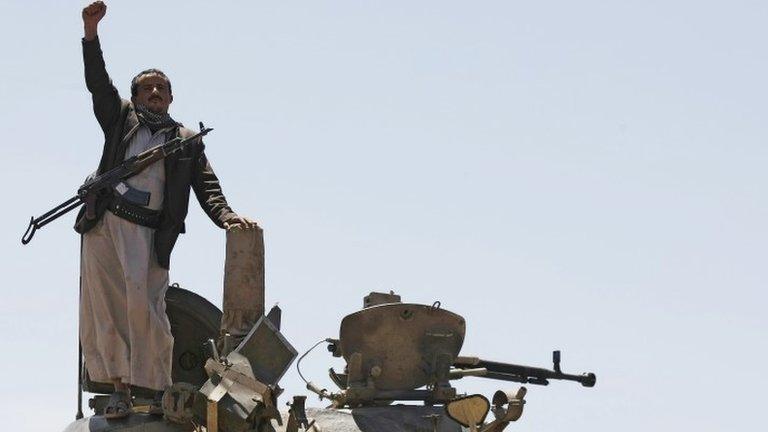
131;73;173;114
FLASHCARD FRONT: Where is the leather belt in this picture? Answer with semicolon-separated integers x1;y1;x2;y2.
108;194;161;229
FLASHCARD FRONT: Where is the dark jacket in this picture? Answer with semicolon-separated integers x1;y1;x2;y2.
74;36;237;269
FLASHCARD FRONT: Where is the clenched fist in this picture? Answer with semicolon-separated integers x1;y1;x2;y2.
82;1;106;41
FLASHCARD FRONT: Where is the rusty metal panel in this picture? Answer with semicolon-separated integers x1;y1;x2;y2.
222;228;265;337
339;303;465;391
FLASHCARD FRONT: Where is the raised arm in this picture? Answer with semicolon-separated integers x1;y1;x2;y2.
82;1;121;133
82;1;105;42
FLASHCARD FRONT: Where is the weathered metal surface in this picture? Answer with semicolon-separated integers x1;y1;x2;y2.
482;387;527;432
362;292;400;308
62;414;193;432
64;406;466;432
197;352;271;432
339;303;465;391
234;315;297;386
222;228;265;337
161;383;197;424
445;395;490;430
275;407;464;432
193;315;296;431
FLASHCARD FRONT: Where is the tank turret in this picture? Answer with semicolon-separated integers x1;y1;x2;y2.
289;292;596;432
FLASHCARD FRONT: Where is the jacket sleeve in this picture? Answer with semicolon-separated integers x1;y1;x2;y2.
191;144;238;228
82;36;121;133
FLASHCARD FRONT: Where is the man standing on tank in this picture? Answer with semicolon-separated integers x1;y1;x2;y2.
78;1;256;418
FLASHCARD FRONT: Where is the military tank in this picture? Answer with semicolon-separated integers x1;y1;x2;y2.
62;288;596;432
278;291;596;432
61;228;595;432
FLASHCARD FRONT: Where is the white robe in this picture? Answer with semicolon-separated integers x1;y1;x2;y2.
80;125;174;391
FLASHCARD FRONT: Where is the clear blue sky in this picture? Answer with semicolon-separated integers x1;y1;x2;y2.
1;1;766;431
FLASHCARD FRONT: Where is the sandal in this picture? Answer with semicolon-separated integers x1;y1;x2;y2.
148;391;164;416
104;391;133;419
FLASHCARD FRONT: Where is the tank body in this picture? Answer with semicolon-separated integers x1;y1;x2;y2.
63;414;192;432
275;407;464;432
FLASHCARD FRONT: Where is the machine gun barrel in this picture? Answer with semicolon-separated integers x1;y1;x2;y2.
454;350;596;387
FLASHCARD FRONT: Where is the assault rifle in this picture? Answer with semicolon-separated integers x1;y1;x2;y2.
21;122;213;245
